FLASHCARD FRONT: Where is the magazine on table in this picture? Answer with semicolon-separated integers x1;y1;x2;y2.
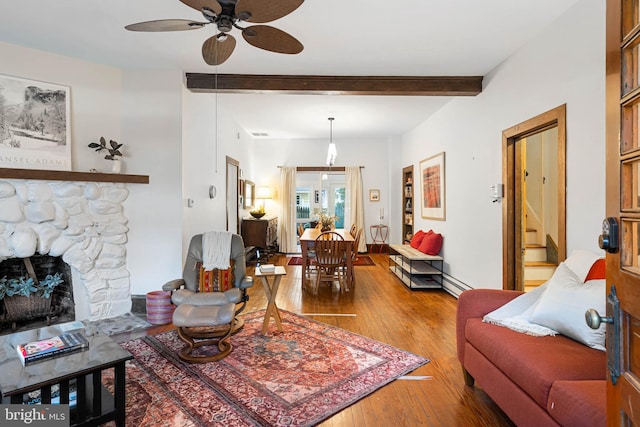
16;332;89;366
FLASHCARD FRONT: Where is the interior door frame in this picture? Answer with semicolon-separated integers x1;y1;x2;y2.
502;104;567;290
226;156;240;234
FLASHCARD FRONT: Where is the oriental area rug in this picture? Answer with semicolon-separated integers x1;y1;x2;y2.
103;309;428;427
287;255;375;266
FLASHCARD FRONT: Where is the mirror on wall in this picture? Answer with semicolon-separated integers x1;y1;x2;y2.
226;156;240;233
244;180;255;209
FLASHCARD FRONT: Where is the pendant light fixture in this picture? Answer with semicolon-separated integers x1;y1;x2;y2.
326;117;337;166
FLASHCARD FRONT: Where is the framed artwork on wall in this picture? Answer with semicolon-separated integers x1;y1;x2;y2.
420;152;446;220
0;74;71;171
369;189;380;201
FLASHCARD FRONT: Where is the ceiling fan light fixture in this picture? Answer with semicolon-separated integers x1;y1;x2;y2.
126;0;305;66
217;16;233;32
202;7;217;18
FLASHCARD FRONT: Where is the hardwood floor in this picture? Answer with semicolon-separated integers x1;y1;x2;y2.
126;253;515;427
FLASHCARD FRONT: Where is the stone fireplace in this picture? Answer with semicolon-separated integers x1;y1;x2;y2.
0;178;133;322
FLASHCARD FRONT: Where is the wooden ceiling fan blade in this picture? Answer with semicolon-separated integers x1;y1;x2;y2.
125;19;206;32
236;0;304;23
180;0;222;15
242;25;303;54
202;34;236;65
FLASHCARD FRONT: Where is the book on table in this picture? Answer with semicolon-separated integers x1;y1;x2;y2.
259;264;275;273
16;332;90;366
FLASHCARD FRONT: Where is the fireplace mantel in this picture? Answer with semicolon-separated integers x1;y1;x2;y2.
0;168;149;184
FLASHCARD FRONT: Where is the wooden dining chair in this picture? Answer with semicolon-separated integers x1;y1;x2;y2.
342;228;362;289
351;228;363;262
349;224;357;237
311;231;346;294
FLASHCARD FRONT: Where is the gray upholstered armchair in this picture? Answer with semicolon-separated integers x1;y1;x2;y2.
162;233;253;325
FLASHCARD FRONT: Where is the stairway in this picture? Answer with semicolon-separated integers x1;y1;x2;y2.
524;229;556;292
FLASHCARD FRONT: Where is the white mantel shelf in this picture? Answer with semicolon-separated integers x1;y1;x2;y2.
0;168;149;184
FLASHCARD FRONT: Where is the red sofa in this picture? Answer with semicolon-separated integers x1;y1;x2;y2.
456;288;606;427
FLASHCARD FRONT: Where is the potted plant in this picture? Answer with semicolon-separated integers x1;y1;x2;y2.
88;137;123;173
317;212;338;231
0;273;64;320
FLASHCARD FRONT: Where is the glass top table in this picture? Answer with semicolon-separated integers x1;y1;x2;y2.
0;322;132;426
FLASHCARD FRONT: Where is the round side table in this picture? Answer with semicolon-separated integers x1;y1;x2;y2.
370;224;389;253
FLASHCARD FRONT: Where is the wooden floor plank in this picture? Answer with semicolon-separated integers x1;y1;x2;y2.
128;253;515;427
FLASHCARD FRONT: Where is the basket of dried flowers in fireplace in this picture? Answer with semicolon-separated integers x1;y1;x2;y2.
0;272;64;321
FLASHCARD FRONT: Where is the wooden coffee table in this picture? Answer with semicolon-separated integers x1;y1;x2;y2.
0;324;132;426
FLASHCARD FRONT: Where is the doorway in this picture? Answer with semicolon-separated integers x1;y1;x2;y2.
296;171;346;228
226;156;240;234
502;105;566;291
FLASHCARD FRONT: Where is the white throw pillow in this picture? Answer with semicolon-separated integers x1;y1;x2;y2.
564;249;603;282
530;262;606;351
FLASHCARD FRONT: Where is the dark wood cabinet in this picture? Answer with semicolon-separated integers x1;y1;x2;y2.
241;217;278;253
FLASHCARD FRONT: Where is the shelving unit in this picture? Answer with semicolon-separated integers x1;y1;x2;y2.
388;244;443;290
402;165;414;243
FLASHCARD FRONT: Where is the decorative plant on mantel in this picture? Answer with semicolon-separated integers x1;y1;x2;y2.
88;137;123;160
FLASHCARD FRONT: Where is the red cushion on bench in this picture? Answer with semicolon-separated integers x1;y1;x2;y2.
409;230;426;248
418;231;442;255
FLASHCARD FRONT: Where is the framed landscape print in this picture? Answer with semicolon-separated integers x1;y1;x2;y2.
420;152;446;220
369;189;380;201
0;74;71;171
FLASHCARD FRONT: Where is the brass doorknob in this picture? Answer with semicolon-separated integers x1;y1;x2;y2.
585;308;614;330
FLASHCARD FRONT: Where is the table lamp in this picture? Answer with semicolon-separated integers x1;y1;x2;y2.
256;186;273;213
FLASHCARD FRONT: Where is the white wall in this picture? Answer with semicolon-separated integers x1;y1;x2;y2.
247;136;394;246
181;92;254;251
401;0;605;290
121;69;184;295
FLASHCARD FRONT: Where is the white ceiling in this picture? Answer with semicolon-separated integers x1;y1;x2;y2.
0;0;580;139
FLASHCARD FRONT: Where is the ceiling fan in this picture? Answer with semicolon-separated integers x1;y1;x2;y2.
125;0;304;66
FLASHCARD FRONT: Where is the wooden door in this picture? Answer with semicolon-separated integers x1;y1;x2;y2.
516;137;527;291
501;106;566;291
606;0;640;423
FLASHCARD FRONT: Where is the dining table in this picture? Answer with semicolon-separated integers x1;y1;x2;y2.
299;228;355;289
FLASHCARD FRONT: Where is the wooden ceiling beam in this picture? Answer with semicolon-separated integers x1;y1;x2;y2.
185;73;483;96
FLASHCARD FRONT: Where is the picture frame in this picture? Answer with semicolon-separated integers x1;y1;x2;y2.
420;152;446;220
369;189;380;201
0;74;71;171
244;180;255;209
